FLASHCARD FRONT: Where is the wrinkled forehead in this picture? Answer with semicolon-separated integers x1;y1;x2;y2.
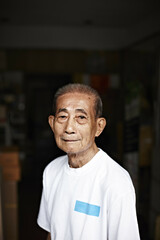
56;92;96;113
57;92;95;103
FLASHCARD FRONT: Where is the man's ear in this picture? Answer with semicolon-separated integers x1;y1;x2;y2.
48;115;55;132
95;117;106;137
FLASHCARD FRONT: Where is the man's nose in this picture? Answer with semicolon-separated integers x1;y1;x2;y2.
65;117;76;134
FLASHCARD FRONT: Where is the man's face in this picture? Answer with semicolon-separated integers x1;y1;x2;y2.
50;92;102;156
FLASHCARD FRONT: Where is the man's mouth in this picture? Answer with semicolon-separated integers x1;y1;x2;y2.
63;140;78;142
62;138;79;142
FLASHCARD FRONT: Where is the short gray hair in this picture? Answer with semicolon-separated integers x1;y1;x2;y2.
53;83;103;118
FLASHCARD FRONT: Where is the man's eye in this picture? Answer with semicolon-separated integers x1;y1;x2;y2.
78;115;86;119
57;115;67;122
76;115;87;124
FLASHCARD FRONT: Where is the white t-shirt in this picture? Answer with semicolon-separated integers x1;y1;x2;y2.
37;149;140;240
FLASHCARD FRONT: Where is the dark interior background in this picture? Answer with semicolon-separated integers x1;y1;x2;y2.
0;1;160;239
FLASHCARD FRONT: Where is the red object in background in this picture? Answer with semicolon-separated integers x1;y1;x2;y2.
90;75;109;94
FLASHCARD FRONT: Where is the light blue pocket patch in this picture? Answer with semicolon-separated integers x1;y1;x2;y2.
74;200;100;217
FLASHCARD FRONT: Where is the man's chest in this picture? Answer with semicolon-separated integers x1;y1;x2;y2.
47;173;105;219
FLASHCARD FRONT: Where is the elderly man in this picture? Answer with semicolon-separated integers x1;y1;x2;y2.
37;83;140;240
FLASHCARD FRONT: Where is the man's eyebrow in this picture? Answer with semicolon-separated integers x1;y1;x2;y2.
75;109;88;115
56;108;88;115
57;108;68;113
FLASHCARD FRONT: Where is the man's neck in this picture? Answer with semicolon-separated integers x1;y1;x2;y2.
68;145;99;168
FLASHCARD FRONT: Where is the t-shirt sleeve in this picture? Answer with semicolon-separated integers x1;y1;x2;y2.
37;172;50;232
107;189;140;240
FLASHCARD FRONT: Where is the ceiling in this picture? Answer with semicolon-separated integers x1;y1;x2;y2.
0;0;160;50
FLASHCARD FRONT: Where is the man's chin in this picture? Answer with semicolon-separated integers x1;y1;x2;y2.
57;144;77;154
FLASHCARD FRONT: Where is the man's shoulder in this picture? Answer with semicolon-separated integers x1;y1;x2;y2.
42;155;67;192
100;149;130;176
99;149;133;190
44;155;67;174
